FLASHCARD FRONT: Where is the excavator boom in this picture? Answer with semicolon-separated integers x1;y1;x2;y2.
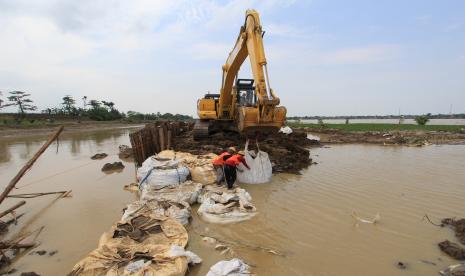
195;10;286;139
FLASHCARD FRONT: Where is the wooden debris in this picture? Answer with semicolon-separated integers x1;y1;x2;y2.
0;126;64;205
129;121;193;166
0;201;26;219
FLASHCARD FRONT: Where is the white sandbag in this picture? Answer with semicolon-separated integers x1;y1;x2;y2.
206;258;250;276
190;165;216;185
168;245;202;264
197;186;257;224
279;126;293;134
237;140;272;184
137;155;190;190
141;181;203;205
122;200;192;226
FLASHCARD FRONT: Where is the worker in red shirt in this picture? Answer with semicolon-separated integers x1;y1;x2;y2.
224;150;250;189
212;147;236;186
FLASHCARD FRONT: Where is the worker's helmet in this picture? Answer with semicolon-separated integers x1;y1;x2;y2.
238;150;245;156
228;147;237;153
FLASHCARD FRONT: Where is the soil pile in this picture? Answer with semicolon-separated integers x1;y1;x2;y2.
438;218;465;260
173;129;318;174
304;128;465;145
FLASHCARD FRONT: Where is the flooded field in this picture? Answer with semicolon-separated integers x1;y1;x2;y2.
1;128;465;275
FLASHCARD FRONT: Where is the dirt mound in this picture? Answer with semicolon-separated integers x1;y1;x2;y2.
173;129;318;174
101;162;125;172
443;218;465;245
438;218;465;260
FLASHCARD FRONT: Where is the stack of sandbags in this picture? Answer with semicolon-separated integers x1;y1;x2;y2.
69;211;201;275
157;150;218;185
137;156;190;190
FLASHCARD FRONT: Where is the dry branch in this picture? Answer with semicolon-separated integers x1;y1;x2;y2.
0;126;64;205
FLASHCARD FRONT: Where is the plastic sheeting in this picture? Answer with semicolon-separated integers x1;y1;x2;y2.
137;155;190;190
279;126;293;135
206;258;251;276
197;186;257;224
237;140;272;184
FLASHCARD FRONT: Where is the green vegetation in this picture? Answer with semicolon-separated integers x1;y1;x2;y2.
1;91;193;126
415;114;430;125
1;91;37;116
288;122;465;132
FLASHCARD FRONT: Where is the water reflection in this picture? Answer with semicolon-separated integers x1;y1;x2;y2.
0;128;135;164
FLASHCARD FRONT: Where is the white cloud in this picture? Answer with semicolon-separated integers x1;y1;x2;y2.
320;45;400;65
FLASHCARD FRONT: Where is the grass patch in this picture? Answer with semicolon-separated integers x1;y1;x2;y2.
288;122;465;132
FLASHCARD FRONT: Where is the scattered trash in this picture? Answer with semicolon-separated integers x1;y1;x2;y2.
351;211;380;224
101;162;124;172
168;245;202;264
439;263;465;276
202;237;217;244
123;183;139;192
279;126;293;135
397;261;407;269
206;258;251;276
237;140;272;184
419;259;437;266
90;153;107;160
118;145;133;159
197;186;257;224
30;250;46;256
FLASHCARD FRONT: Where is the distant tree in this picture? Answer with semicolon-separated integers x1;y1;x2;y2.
88;100;100;109
3;91;37;116
0;91;4;109
415;115;430;125
101;101;115;111
82;96;87;109
62;95;76;115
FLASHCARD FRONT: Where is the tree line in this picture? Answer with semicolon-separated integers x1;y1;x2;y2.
0;91;192;121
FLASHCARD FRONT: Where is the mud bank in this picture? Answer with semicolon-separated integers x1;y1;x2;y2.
173;129;318;174
304;128;465;145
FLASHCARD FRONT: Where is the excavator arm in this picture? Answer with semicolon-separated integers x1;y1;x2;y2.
219;9;282;123
195;9;286;138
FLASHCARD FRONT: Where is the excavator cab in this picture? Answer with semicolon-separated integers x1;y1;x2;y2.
235;79;257;107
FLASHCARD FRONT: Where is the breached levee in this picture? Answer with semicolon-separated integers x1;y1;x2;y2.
70;150;258;275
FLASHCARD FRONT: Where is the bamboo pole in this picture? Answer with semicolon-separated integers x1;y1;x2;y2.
0;126;64;205
0;201;26;219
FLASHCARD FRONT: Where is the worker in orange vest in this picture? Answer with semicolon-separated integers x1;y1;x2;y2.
212;147;236;186
224;150;250;189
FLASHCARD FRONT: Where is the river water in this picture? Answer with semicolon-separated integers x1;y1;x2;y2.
1;128;464;275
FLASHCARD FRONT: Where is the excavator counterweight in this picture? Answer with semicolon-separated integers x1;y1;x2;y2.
194;9;286;139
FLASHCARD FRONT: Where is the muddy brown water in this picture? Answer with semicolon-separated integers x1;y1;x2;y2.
1;128;465;275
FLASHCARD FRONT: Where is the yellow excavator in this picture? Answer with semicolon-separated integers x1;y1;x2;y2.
194;9;287;139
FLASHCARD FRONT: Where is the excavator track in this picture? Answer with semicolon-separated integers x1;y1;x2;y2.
193;120;210;140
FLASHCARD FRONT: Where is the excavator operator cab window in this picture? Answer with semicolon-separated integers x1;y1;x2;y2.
236;79;257;107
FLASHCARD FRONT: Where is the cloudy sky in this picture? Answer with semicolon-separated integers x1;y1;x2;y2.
0;0;464;116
